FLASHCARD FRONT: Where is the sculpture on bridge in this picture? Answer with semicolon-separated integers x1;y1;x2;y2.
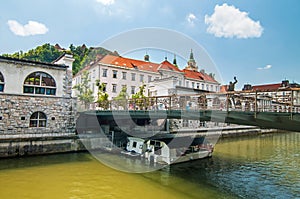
228;77;238;91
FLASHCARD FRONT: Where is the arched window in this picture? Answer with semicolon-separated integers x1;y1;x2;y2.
0;72;4;92
29;112;47;127
23;72;56;95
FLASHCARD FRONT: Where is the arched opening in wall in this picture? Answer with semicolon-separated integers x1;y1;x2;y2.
235;100;242;110
245;101;251;111
29;112;47;127
0;72;4;92
23;72;56;95
198;95;207;109
212;97;221;109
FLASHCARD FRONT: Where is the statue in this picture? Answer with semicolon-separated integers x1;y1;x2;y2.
228;77;238;91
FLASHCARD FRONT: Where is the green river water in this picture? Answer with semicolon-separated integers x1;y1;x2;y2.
0;132;299;199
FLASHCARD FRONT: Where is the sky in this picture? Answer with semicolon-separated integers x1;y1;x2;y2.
1;0;300;89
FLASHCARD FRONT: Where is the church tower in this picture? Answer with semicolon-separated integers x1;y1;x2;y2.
185;49;198;71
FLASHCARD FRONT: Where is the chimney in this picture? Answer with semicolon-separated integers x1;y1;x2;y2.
54;54;75;73
242;84;252;91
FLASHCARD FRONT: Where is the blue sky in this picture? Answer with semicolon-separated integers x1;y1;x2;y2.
1;0;299;89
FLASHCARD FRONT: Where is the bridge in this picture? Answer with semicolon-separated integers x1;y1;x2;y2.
78;88;300;132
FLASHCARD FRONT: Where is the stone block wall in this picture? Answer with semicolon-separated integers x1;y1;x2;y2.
0;94;76;135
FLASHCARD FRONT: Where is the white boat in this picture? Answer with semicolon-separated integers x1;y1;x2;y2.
122;136;213;165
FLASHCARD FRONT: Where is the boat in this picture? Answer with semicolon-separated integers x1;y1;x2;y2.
122;136;213;165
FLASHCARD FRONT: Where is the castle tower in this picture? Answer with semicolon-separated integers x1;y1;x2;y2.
185;49;198;71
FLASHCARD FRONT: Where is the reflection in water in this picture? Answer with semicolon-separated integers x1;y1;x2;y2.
0;132;299;199
153;132;300;199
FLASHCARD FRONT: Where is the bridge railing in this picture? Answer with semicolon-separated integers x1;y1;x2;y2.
94;89;300;114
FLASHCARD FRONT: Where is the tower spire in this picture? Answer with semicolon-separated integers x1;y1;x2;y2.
186;49;198;71
173;54;178;67
189;49;194;60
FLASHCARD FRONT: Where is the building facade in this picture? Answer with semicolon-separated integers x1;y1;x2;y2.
73;50;220;107
0;54;76;135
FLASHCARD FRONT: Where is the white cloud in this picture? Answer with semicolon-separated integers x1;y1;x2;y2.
7;20;48;36
257;64;272;70
205;4;263;39
96;0;115;6
186;13;197;26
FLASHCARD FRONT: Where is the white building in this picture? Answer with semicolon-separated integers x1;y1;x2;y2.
0;54;76;134
73;50;220;106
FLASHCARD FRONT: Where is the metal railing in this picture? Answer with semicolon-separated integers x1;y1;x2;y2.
92;89;300;114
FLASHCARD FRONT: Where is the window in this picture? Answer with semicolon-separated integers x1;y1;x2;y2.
186;81;189;87
140;74;144;82
215;86;219;92
192;82;195;88
132;141;137;148
179;80;182;86
0;72;4;92
102;69;107;77
210;85;213;91
113;70;117;78
206;85;209;91
122;72;127;80
112;84;117;93
131;86;135;94
23;72;56;95
202;84;204;90
131;73;136;81
29;112;47;127
148;76;152;83
197;83;200;89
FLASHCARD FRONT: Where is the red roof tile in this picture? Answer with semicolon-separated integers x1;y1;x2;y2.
158;60;181;72
100;55;159;72
220;85;228;93
252;83;281;91
183;69;218;83
97;55;218;83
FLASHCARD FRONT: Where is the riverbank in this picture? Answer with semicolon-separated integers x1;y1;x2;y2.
0;133;85;158
0;126;286;158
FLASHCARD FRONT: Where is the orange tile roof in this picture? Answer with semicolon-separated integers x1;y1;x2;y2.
252;83;281;91
183;69;218;83
220;85;228;93
158;60;182;72
100;55;159;72
97;55;218;83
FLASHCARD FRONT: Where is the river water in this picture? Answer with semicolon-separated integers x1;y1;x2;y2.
0;132;299;199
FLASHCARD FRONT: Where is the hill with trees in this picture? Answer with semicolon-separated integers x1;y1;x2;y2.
2;43;118;75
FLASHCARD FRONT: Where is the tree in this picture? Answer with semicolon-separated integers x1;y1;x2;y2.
73;71;94;109
96;80;109;109
114;85;128;109
131;84;148;110
2;43;64;63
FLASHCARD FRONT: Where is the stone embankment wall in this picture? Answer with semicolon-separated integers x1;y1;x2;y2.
0;133;86;158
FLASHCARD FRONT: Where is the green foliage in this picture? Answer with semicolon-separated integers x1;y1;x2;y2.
114;85;128;109
114;85;128;100
96;79;109;109
2;43;64;63
2;43;118;76
132;84;146;99
73;71;94;109
131;84;148;110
